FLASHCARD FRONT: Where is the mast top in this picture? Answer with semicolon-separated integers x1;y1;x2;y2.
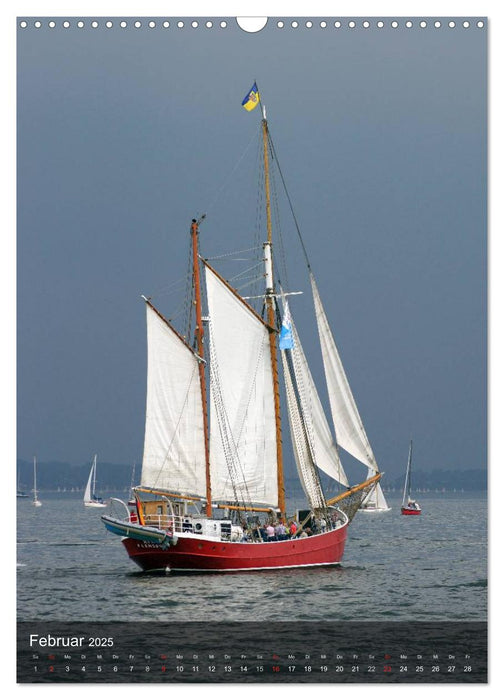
191;214;206;232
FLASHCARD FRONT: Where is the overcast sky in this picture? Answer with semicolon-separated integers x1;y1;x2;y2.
16;13;486;482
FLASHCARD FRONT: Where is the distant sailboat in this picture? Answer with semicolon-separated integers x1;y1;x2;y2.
32;456;42;507
401;441;421;515
360;469;391;512
83;454;106;508
127;463;136;506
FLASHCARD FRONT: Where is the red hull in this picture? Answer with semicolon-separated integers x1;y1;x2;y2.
401;507;421;515
122;525;348;573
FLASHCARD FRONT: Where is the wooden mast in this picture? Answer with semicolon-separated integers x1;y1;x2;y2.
191;218;212;516
261;111;286;517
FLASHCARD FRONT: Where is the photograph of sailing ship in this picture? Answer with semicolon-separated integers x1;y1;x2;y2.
16;8;487;683
101;86;385;573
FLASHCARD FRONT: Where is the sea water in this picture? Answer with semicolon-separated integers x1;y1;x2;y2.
17;493;487;622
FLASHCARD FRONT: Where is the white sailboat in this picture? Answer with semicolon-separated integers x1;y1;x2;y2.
32;456;42;507
127;463;136;506
360;471;391;512
83;454;106;508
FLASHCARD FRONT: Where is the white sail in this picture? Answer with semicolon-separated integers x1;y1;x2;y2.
361;467;390;511
402;440;413;506
83;455;95;503
205;264;278;507
32;456;42;506
282;350;326;510
311;273;379;472
141;302;207;497
283;308;349;488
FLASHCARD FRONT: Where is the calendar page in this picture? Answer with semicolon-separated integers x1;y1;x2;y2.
15;1;488;685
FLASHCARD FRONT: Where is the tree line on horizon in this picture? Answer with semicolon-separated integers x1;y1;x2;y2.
16;458;487;493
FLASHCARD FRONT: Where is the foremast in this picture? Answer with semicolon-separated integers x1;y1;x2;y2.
191;218;212;516
261;109;286;517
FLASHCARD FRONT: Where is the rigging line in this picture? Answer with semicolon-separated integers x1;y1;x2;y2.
252;136;265;309
228;260;264;282
204;246;261;261
235;275;266;292
269;144;290;291
149;277;187;298
162;304;189;325
205;127;260;215
267;131;312;271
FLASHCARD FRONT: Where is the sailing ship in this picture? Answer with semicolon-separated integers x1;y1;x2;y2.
360;471;391;512
102;85;384;573
83;454;106;508
32;456;42;507
401;440;421;515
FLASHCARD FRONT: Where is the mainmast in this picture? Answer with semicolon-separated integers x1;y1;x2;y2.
191;218;212;516
261;108;286;517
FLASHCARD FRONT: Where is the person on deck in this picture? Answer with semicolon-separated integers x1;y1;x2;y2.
275;521;288;540
266;523;276;541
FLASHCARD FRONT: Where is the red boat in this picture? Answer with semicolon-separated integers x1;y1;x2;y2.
102;86;384;573
401;441;422;515
121;519;348;573
401;503;422;516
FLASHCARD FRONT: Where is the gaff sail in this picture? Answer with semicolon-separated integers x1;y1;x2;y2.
141;301;207;497
205;263;278;508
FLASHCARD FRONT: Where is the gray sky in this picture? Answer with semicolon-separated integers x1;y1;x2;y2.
16;16;486;481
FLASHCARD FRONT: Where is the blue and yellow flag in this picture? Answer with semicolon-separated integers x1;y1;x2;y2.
279;303;294;350
241;82;260;111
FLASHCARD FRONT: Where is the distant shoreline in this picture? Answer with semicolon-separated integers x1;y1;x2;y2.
16;458;487;494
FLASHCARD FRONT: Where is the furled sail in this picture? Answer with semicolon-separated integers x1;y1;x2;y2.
141;301;207;496
311;273;379;472
282;304;349;489
282;350;327;511
205;263;278;507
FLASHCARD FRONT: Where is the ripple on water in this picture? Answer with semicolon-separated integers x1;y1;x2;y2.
16;495;487;622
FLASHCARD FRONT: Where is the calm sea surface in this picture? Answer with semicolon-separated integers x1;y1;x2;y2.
17;493;487;622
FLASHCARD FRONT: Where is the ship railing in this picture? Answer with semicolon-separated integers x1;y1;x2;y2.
143;513;194;534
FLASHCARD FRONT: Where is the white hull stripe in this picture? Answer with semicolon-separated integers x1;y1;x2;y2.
167;561;342;573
